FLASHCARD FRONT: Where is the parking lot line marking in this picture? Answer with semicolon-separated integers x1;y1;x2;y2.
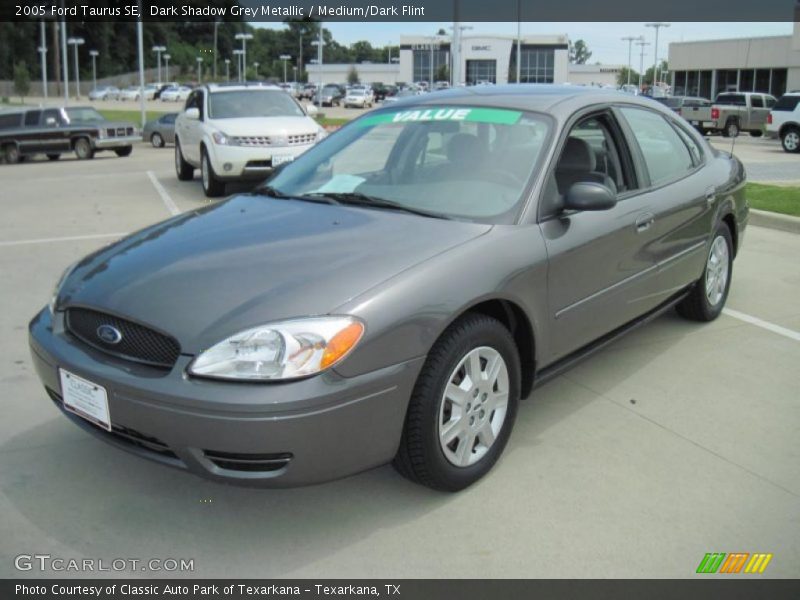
0;232;127;247
147;170;180;216
722;308;800;343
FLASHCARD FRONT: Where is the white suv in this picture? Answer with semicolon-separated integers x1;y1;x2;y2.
766;92;800;153
174;83;325;197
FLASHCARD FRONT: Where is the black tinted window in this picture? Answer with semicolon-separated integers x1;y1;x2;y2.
716;94;746;106
161;113;176;124
774;96;800;111
750;96;763;108
24;111;41;126
42;109;61;126
0;113;22;129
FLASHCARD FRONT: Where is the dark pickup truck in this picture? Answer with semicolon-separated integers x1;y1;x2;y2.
0;106;139;164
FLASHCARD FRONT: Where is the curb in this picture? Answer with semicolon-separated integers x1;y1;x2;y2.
749;209;800;234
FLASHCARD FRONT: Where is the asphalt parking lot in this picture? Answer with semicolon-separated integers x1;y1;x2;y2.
708;135;800;184
0;144;798;579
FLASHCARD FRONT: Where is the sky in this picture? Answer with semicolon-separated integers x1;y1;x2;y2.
255;22;794;66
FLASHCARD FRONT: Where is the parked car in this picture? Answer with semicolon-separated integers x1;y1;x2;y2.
174;83;325;197
152;83;179;100
344;88;374;109
161;86;192;102
381;89;420;104
655;96;713;132
142;112;178;147
313;84;345;107
618;84;640;96
298;83;318;100
88;86;120;101
31;86;747;491
118;86;143;101
766;92;800;153
682;91;776;137
0;106;137;163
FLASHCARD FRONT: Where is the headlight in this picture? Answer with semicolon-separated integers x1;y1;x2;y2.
211;131;230;145
188;316;364;381
316;127;328;141
49;261;78;313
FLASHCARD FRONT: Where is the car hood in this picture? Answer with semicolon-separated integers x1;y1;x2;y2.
59;195;490;354
209;116;318;136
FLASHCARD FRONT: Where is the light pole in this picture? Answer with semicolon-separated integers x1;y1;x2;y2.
645;22;670;89
293;65;297;82
233;49;243;82
196;56;203;83
279;54;291;83
253;62;260;79
213;20;219;81
39;20;48;99
235;32;253;81
427;36;439;87
89;49;98;92
67;37;84;98
311;26;324;93
636;39;650;92
163;53;170;82
449;24;473;87
621;36;641;87
224;58;231;82
516;0;521;83
152;45;166;83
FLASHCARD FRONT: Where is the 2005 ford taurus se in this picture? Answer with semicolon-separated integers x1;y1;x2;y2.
29;86;747;491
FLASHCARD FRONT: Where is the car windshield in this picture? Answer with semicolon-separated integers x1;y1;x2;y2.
65;107;105;123
265;105;551;224
208;90;305;119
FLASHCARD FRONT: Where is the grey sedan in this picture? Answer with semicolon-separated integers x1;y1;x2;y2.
142;112;177;148
29;86;747;491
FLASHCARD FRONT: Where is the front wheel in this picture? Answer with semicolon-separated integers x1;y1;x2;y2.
201;148;225;197
151;132;165;148
676;224;733;322
73;137;94;160
174;138;194;181
394;314;521;491
781;127;800;153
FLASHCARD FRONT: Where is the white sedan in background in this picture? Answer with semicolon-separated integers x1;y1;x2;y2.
161;86;192;102
88;86;120;101
344;88;374;109
118;86;144;101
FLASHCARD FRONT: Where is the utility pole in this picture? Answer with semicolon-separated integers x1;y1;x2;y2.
60;12;68;104
645;22;670;89
89;49;98;92
235;32;253;81
225;58;230;82
164;54;170;81
213;20;219;81
280;55;291;83
636;39;650;92
67;37;84;98
39;20;48;99
152;46;166;83
136;0;146;129
621;36;641;87
233;50;243;82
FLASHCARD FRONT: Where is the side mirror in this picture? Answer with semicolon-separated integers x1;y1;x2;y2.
305;103;319;116
564;182;617;211
184;107;200;120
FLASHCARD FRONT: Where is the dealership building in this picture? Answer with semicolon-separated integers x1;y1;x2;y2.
668;21;800;99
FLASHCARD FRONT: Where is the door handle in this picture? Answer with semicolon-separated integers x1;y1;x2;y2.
705;187;716;205
635;213;655;233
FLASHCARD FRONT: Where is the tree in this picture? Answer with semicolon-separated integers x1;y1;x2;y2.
435;63;449;83
568;39;592;64
347;65;359;85
436;28;447;35
616;67;640;87
13;62;30;101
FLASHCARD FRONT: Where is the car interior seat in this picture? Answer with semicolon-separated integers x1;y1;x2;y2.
555;137;618;195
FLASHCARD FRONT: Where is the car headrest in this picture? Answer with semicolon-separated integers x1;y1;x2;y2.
445;133;486;166
557;137;596;172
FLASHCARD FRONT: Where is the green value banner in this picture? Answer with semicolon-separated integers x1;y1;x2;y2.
358;107;523;127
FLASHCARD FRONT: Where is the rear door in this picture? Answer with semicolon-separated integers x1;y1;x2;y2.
40;109;71;153
19;110;42;155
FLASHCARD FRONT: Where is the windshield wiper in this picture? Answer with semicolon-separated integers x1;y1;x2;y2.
254;186;339;205
303;192;450;220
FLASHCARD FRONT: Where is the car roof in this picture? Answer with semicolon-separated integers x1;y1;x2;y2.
203;82;282;93
386;84;666;116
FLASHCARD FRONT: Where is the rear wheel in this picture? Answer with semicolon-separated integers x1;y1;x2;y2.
676;223;733;322
114;146;132;157
201;148;225;197
724;119;740;138
4;144;20;164
394;314;520;491
73;137;94;160
781;127;800;153
174;138;194;181
151;132;165;148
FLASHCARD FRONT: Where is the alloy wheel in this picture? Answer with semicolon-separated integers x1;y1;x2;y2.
438;346;509;467
783;131;799;152
705;235;730;307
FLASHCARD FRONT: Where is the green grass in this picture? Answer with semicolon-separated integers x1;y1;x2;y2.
315;116;350;127
746;183;800;217
98;109;167;123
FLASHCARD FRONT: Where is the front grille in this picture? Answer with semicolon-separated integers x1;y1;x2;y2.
203;450;293;473
105;127;134;137
287;133;316;145
231;132;316;147
65;308;181;369
47;388;180;462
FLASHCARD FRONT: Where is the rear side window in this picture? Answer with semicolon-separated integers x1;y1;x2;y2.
24;110;41;126
716;94;746;106
773;95;800;111
751;96;764;108
619;107;695;187
0;113;22;129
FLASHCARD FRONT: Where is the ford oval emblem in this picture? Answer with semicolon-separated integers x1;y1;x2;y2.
97;324;123;345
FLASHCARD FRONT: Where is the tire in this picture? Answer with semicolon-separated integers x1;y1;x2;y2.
393;313;521;492
676;223;733;322
781;127;800;153
200;147;225;197
725;119;740;138
174;138;194;181
4;144;20;164
114;146;132;157
46;154;60;161
749;130;763;138
151;132;165;148
73;137;94;160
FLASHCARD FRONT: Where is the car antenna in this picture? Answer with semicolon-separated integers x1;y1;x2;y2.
730;128;737;157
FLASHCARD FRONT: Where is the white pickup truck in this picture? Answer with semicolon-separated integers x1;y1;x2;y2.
680;91;777;137
766;92;800;153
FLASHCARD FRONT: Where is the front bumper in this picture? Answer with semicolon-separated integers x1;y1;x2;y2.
206;142;315;181
29;307;422;487
94;135;140;150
